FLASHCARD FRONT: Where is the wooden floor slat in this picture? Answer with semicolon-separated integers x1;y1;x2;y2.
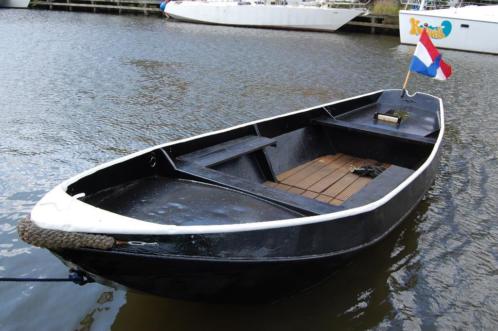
292;154;350;190
287;187;305;195
307;165;351;193
301;191;319;199
280;155;336;187
322;173;361;197
335;177;372;201
266;154;389;207
315;194;333;203
276;160;315;182
275;183;292;191
330;199;344;206
276;155;339;182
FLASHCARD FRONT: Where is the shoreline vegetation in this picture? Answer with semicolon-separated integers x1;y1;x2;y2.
370;0;401;16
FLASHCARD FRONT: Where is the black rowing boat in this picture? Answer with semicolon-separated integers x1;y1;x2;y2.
19;89;444;303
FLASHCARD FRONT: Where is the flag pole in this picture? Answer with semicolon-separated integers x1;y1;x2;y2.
401;70;411;97
402;71;411;90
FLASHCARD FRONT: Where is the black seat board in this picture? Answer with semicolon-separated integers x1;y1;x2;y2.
177;135;276;167
313;117;437;145
175;160;342;216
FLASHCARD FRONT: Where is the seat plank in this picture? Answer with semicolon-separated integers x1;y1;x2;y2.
312;117;437;146
178;135;276;167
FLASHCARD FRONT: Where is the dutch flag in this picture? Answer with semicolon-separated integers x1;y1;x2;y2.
409;28;452;80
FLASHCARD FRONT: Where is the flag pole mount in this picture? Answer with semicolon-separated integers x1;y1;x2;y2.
401;70;411;97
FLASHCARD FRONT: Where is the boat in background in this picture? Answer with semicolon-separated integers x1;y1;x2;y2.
0;0;30;8
399;0;498;54
163;0;367;32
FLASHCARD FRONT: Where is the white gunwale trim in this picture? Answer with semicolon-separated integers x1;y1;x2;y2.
30;90;444;235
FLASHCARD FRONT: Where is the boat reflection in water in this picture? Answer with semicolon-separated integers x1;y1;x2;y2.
112;200;429;330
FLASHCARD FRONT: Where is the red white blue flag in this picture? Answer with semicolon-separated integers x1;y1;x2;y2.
409;28;452;80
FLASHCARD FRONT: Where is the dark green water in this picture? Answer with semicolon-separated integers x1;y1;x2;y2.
1;8;497;331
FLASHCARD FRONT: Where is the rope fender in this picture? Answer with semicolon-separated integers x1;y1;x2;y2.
17;216;115;250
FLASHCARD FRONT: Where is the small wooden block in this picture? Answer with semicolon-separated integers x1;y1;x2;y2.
264;181;278;188
287;187;305;195
275;183;292;191
329;199;343;206
301;191;319;199
315;194;333;203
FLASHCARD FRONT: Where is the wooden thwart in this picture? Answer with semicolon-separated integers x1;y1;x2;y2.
265;154;389;206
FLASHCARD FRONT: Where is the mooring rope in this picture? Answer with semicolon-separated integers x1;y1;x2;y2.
0;269;94;285
17;216;115;250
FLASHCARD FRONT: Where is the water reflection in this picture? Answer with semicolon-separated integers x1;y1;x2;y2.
112;201;427;331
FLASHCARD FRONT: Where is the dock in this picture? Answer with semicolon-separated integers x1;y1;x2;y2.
30;1;400;33
31;0;162;15
345;14;399;34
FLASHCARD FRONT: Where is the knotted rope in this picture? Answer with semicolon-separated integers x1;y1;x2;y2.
17;216;115;250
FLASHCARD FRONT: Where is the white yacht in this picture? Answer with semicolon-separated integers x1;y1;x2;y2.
163;0;366;32
0;0;30;8
399;1;498;54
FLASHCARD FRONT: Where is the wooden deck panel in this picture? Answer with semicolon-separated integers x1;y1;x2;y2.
301;191;319;199
335;176;372;201
279;155;336;187
322;173;359;197
276;158;319;182
275;183;292;191
287;187;305;195
285;154;349;190
265;154;389;206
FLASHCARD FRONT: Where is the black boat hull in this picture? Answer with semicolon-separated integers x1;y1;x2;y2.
55;146;440;302
56;249;354;303
24;90;444;303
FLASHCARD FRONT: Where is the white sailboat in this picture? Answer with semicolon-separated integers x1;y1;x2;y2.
0;0;30;8
399;0;498;54
163;0;366;32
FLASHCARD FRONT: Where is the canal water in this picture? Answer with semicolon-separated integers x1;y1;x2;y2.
1;9;497;331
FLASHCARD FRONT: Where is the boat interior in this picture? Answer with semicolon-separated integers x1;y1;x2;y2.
72;91;441;226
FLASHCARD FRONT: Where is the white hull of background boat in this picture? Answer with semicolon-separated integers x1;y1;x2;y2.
0;0;30;8
165;1;365;32
399;5;498;54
